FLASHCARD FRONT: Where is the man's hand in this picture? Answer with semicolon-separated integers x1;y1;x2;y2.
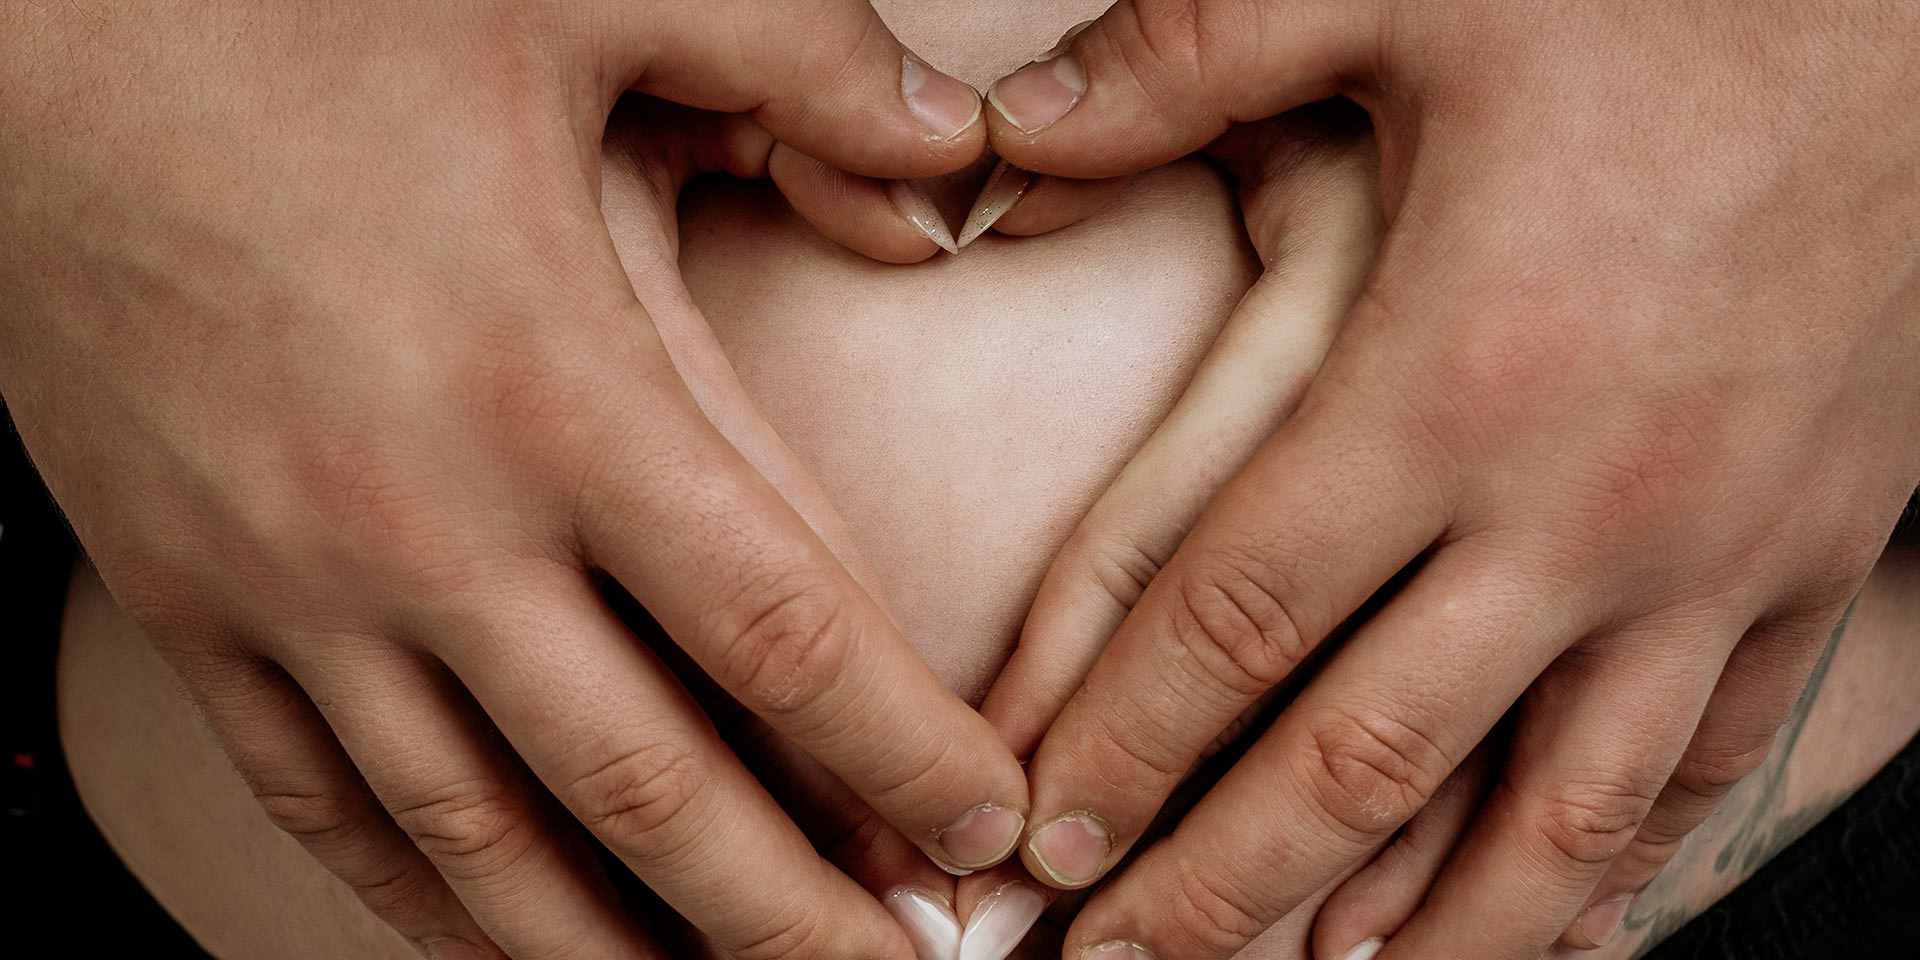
1;3;1027;958
974;2;1920;958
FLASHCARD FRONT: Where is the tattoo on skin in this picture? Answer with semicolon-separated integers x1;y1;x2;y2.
1619;607;1854;959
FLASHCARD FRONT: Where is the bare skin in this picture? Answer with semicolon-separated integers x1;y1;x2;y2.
60;110;1920;960
977;3;1920;954
29;1;1920;958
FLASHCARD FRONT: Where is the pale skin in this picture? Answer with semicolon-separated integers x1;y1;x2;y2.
8;1;1920;960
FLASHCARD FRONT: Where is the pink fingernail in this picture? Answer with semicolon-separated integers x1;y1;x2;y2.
1578;895;1633;947
987;55;1086;134
959;882;1048;960
902;55;983;140
938;802;1025;869
1025;811;1113;887
884;887;963;960
957;159;1035;248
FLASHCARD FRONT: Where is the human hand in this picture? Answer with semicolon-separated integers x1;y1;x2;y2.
944;100;1385;960
0;2;1027;957
971;1;1920;957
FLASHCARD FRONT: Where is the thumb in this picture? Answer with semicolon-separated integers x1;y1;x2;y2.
588;0;985;178
982;0;1376;178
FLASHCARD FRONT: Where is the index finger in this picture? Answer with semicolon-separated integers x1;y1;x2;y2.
1015;364;1447;889
574;343;1031;875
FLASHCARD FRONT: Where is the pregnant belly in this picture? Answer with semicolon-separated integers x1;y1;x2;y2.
649;159;1259;702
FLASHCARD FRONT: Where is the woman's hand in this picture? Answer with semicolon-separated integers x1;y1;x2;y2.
0;3;1027;958
972;1;1920;958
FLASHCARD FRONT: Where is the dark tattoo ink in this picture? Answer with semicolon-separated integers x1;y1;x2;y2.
1621;605;1855;958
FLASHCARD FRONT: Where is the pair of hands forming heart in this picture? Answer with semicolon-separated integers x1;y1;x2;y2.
4;2;1916;960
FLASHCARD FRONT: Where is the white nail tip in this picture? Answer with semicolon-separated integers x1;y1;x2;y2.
1340;938;1386;960
957;160;1035;248
887;178;959;254
884;888;962;960
960;883;1047;960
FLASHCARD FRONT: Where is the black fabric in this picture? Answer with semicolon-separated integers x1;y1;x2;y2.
1645;732;1920;959
4;406;1918;957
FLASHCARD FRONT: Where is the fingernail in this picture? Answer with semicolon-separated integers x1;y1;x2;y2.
937;802;1025;869
959;882;1048;960
423;938;487;960
957;159;1036;247
1340;938;1385;960
1025;811;1113;887
903;55;983;141
987;55;1085;134
887;179;959;254
884;887;963;960
1578;895;1633;947
1081;940;1158;960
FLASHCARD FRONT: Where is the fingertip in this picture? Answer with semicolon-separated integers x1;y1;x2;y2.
955;160;1034;248
882;885;963;960
936;802;1027;872
956;878;1053;960
1021;811;1114;889
1311;882;1390;960
981;18;1218;180
749;16;990;178
984;173;1130;240
1327;939;1385;960
902;53;986;144
985;53;1087;138
768;145;952;263
886;178;960;255
1562;895;1633;951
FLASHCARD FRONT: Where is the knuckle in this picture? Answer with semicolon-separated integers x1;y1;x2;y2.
386;783;528;874
731;909;837;960
1168;561;1311;697
566;743;715;862
1081;704;1192;788
1167;866;1269;955
255;786;447;927
253;787;363;844
1082;528;1169;615
712;572;861;717
346;862;440;925
1615;826;1689;881
859;731;957;809
1672;733;1776;801
1529;777;1659;869
1297;706;1450;839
